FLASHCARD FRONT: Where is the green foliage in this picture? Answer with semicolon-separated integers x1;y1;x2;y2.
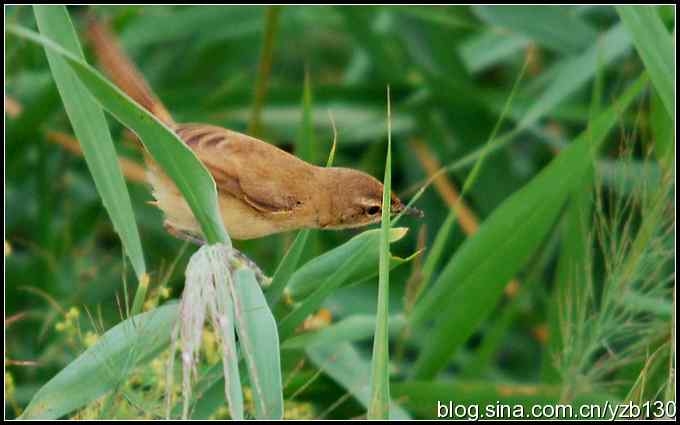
367;88;393;419
616;6;674;117
473;6;598;53
410;76;647;379
232;268;283;419
8;22;230;247
5;5;674;420
307;343;411;419
33;6;146;281
20;305;178;419
285;228;409;301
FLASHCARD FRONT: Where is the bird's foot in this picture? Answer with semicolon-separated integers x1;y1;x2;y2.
164;220;271;288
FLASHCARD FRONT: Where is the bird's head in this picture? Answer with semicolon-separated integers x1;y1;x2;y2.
320;167;422;229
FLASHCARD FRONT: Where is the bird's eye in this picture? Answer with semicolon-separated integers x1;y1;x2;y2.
367;206;381;215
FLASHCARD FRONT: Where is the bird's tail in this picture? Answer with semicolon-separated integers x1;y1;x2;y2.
86;16;176;128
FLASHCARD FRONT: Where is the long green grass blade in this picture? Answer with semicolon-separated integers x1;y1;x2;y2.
286;227;408;301
278;247;366;341
473;6;597;53
213;103;415;145
616;6;674;117
8;23;230;246
282;314;406;350
459;30;530;73
118;6;263;51
296;69;317;164
33;6;146;280
20;304;178;419
417;210;456;300
367;87;392;419
230;267;283;419
209;255;243;420
266;230;310;306
518;23;631;130
248;6;281;137
542;53;605;381
410;75;647;379
406;23;632;200
650;89;675;171
278;232;414;341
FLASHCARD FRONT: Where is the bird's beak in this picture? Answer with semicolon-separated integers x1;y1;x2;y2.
393;202;424;218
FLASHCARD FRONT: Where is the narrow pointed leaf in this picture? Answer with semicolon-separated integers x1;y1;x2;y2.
287;227;408;301
368;89;392;419
230;267;283;419
209;258;243;420
282;314;406;350
8;24;229;246
410;76;647;379
21;305;178;419
278;247;366;341
616;6;674;117
33;6;146;279
266;229;310;306
473;6;598;53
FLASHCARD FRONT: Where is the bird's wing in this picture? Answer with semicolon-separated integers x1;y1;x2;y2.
176;124;312;214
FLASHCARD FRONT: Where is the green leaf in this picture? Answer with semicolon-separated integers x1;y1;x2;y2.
278;246;367;341
473;6;598;53
266;229;310;306
282;314;406;350
444;23;632;191
277;228;412;342
368;88;392;419
210;256;243;420
20;304;178;419
616;6;674;117
542;158;595;383
409;75;647;379
517;23;632;130
119;6;263;50
188;371;241;419
207;101;416;145
8;23;230;246
33;6;146;280
286;227;409;301
650;88;675;171
231;267;283;419
306;342;411;420
543;60;604;381
296;70;317;164
459;30;530;73
417;210;456;301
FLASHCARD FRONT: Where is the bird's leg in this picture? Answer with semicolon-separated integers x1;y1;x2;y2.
163;221;205;245
164;221;271;287
226;250;272;288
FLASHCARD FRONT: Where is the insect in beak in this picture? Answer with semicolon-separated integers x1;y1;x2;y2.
392;202;424;219
402;206;424;218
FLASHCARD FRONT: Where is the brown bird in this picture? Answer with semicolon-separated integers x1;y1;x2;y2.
87;18;421;241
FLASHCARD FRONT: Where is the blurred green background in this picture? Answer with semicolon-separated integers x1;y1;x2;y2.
5;5;675;419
